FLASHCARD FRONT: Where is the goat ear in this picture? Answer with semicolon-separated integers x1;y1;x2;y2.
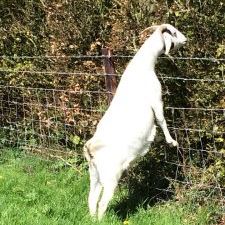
163;33;173;55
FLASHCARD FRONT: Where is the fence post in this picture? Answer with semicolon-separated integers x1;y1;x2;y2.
102;48;117;104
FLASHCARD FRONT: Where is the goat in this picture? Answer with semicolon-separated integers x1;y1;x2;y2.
84;24;187;220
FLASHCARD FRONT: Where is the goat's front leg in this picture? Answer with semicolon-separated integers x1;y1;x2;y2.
152;102;178;147
147;125;157;142
140;125;157;157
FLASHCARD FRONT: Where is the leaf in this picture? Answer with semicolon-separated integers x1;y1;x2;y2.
69;135;81;145
215;137;224;143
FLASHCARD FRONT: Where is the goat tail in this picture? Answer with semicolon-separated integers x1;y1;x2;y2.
83;138;104;162
83;141;99;178
83;143;93;162
83;142;93;162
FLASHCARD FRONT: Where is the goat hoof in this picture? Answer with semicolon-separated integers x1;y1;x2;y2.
98;213;104;221
168;139;178;147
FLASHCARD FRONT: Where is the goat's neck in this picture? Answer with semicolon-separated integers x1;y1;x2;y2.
131;36;164;70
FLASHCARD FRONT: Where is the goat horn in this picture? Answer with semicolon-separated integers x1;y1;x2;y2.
140;25;159;35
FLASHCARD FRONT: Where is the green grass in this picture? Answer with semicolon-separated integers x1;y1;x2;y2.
0;149;222;225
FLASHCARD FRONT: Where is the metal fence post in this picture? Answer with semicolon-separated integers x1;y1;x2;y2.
102;48;117;105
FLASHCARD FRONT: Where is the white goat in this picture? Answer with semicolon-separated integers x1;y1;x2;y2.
84;24;187;220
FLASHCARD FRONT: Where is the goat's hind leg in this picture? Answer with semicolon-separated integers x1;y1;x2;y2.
152;102;178;146
98;178;118;220
88;162;102;217
97;167;122;220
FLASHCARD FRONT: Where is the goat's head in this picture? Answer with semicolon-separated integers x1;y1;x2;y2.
141;24;187;55
161;24;187;55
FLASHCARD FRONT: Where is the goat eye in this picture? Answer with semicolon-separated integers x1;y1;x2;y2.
173;32;177;37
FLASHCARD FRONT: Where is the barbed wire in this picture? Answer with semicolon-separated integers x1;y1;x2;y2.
1;54;225;62
1;98;224;115
0;69;108;77
1;68;225;83
166;106;225;111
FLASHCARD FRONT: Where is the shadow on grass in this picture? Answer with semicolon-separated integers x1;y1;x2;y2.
111;145;183;220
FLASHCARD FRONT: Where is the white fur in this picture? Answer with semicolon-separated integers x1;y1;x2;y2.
84;24;187;220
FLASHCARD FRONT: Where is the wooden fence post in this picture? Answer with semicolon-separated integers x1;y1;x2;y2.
102;48;117;105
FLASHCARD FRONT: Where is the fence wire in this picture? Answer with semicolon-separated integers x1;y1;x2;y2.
0;54;224;207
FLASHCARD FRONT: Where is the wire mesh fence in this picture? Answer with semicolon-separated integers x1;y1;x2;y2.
0;52;224;207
